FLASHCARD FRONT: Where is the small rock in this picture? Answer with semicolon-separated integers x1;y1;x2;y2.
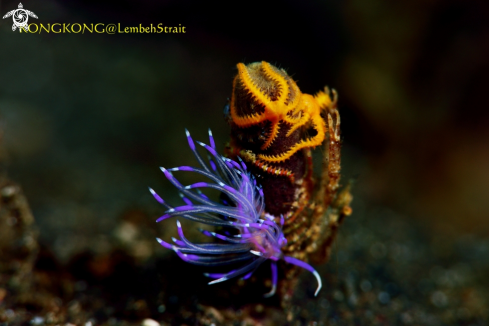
141;318;160;326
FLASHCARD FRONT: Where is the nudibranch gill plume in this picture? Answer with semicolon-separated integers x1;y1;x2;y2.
149;129;322;297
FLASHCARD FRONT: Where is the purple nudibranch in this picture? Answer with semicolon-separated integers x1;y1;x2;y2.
149;129;322;297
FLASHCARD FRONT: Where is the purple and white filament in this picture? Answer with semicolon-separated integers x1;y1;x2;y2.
149;129;322;297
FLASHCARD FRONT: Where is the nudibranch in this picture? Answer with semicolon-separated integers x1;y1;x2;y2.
149;129;322;297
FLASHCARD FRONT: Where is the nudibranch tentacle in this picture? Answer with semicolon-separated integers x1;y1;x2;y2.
150;129;322;297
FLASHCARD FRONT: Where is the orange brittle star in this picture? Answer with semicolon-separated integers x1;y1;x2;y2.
230;61;337;164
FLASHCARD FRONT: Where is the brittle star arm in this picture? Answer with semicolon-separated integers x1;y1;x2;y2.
229;75;269;127
258;113;326;163
261;117;281;150
261;61;289;104
284;94;321;137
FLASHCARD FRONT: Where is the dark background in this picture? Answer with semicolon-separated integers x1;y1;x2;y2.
1;0;488;258
1;0;489;323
